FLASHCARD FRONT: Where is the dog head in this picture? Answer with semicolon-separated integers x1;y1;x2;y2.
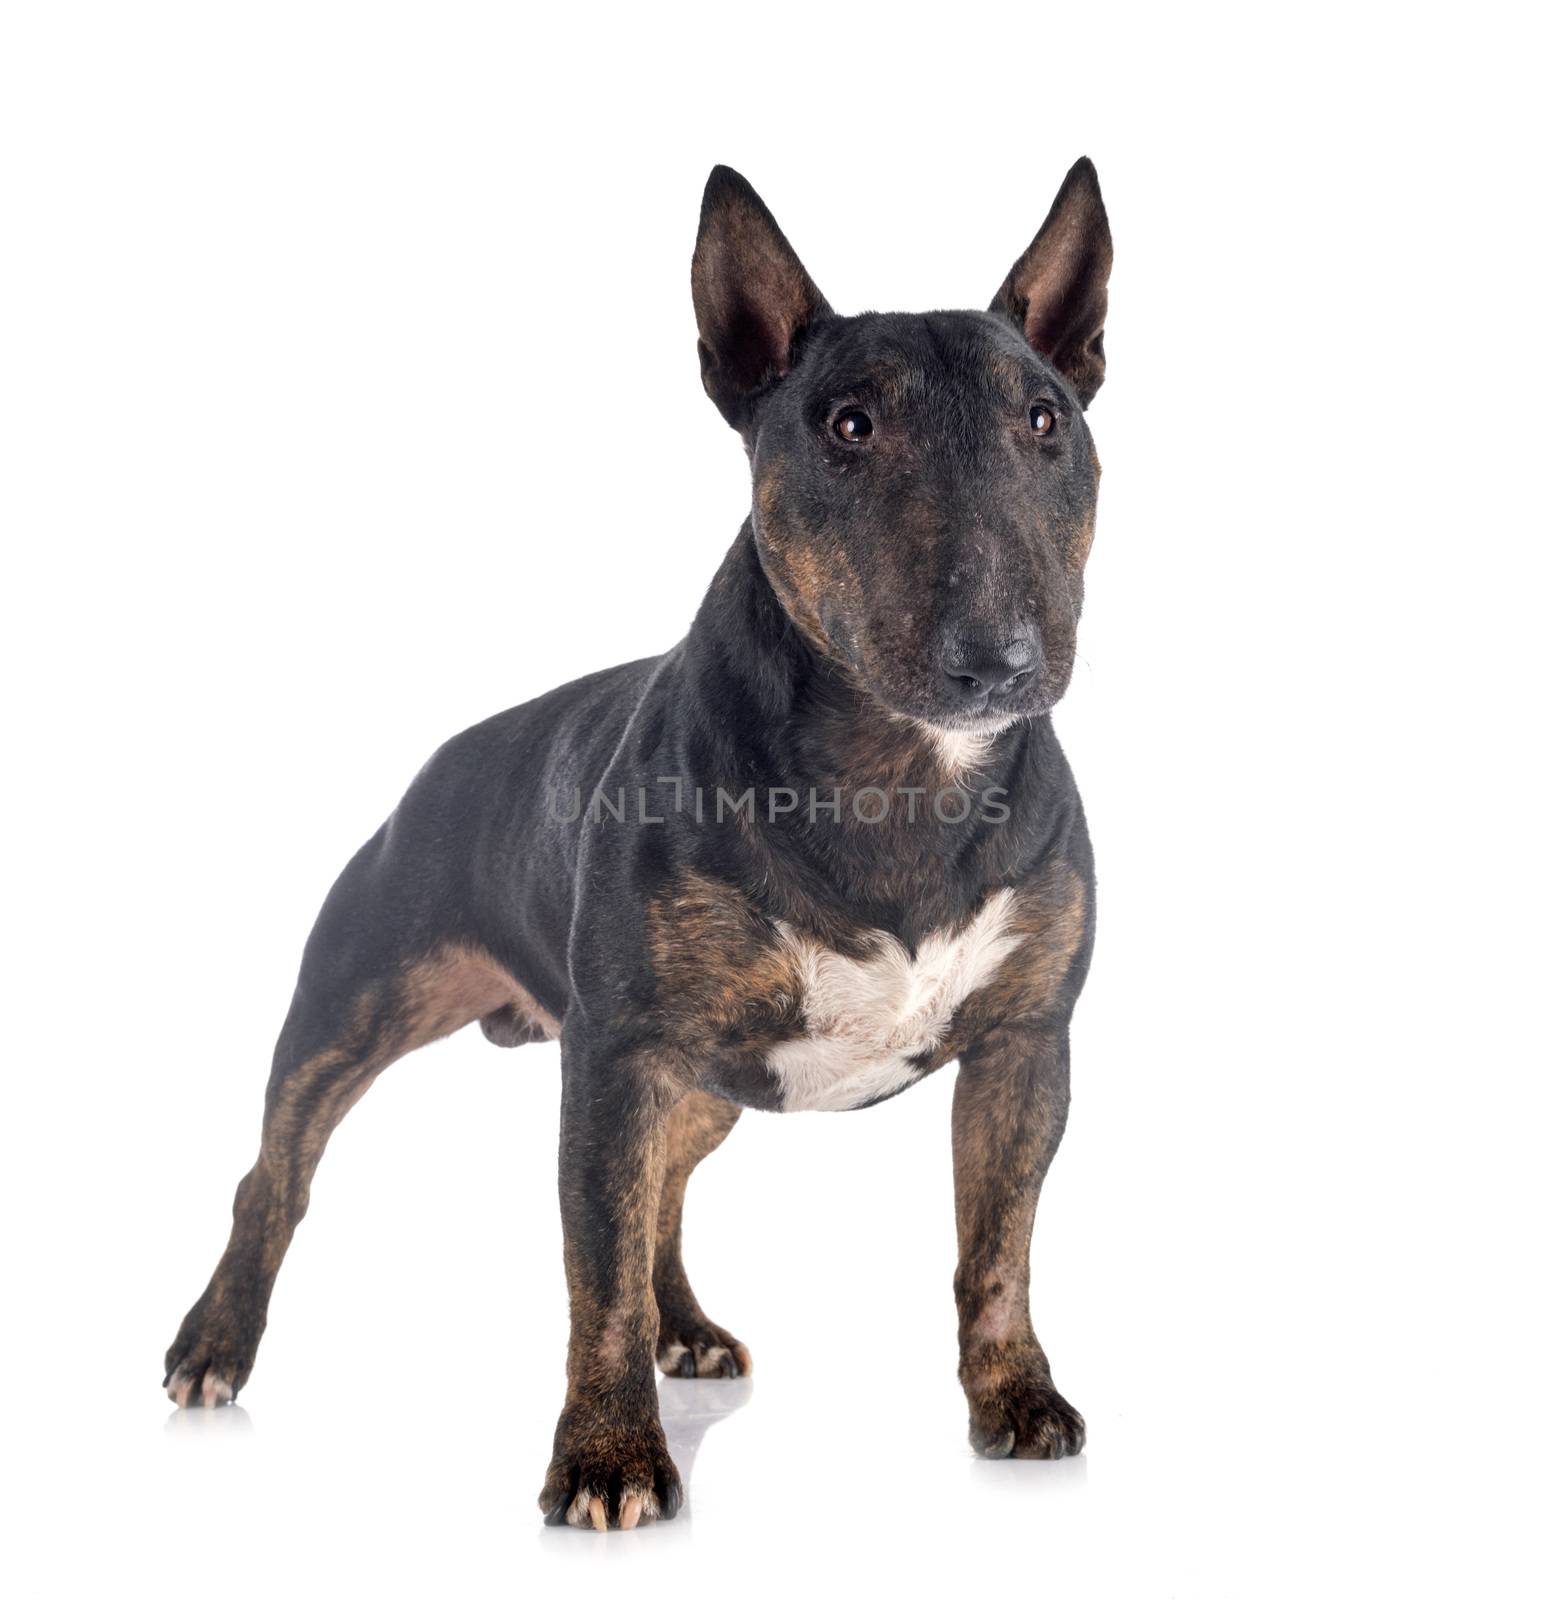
692;160;1111;731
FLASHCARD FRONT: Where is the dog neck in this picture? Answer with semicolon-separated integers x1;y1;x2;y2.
677;523;1070;942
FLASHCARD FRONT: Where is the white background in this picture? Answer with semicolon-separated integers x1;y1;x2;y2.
3;4;1548;1595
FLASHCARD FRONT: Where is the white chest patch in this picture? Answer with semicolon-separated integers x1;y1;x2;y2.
766;889;1021;1111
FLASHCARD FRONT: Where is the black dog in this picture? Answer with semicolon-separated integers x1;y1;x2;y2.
165;159;1113;1531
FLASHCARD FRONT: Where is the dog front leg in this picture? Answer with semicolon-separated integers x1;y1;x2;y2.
539;1032;684;1531
654;1090;751;1379
952;1022;1086;1459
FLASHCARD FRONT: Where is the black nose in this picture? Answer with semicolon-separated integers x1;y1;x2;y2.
941;628;1041;700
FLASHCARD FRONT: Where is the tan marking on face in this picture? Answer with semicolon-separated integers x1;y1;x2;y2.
752;468;866;660
988;348;1032;401
756;469;782;525
770;542;835;648
1066;510;1095;577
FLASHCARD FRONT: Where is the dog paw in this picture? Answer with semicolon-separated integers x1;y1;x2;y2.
164;1296;258;1408
656;1318;752;1379
165;1349;241;1408
967;1376;1086;1460
539;1412;683;1530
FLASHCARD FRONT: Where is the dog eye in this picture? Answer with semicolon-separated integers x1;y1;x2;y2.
1029;404;1057;436
833;409;874;443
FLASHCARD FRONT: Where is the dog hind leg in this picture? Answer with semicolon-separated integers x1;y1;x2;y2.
164;938;527;1407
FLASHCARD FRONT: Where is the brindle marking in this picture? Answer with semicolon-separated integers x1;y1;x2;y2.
165;947;530;1406
932;861;1088;1064
541;1050;684;1530
643;857;1086;1105
646;872;810;1047
952;1023;1085;1458
654;1090;750;1378
165;157;1113;1528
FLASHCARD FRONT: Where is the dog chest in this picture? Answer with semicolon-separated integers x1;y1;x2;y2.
766;889;1021;1111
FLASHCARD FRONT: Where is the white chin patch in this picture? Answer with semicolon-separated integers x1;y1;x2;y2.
908;717;1013;779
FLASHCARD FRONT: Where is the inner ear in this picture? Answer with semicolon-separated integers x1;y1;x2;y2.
692;166;831;430
991;157;1113;408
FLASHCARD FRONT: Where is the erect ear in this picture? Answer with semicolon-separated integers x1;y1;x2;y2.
990;157;1113;408
692;166;832;430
